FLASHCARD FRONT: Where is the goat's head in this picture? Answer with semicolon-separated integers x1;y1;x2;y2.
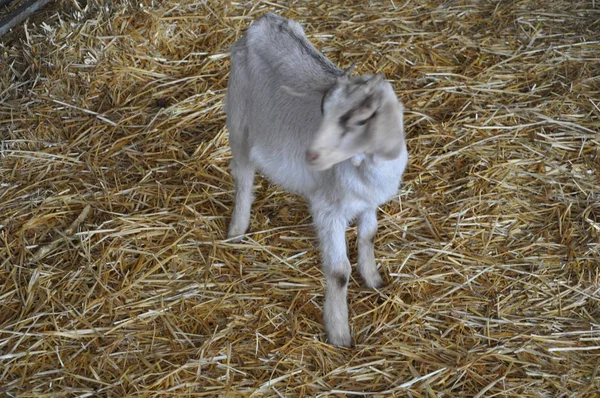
306;74;405;171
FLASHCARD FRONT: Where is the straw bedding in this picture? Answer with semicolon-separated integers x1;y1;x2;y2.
1;0;599;396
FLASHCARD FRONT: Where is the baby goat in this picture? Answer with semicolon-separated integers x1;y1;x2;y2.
225;13;408;347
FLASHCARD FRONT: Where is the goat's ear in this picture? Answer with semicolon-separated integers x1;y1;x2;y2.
366;74;385;90
370;100;406;160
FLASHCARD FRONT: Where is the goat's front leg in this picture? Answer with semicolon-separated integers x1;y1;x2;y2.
357;209;384;288
313;213;352;347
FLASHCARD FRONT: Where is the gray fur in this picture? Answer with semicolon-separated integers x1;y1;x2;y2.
225;13;409;347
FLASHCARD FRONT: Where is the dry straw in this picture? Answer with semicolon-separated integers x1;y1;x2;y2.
1;0;599;396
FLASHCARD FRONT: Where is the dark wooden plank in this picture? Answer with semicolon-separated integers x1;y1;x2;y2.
0;0;52;37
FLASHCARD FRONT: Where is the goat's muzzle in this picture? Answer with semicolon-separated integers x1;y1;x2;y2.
306;150;320;163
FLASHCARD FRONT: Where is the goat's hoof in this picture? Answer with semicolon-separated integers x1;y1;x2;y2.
327;330;353;348
227;233;245;243
363;271;385;289
227;225;247;242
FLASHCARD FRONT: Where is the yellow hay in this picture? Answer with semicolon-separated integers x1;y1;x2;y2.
1;0;599;396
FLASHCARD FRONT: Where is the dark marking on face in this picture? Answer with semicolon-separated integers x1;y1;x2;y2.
360;95;374;109
339;107;378;130
339;112;351;126
341;95;374;123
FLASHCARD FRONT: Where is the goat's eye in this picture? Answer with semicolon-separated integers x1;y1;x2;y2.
354;111;377;126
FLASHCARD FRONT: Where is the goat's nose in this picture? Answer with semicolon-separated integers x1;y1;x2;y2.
306;150;319;162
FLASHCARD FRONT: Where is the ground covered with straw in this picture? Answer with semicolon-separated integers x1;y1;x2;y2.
1;0;599;396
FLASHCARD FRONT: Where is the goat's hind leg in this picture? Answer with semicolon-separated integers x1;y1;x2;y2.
227;131;255;242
